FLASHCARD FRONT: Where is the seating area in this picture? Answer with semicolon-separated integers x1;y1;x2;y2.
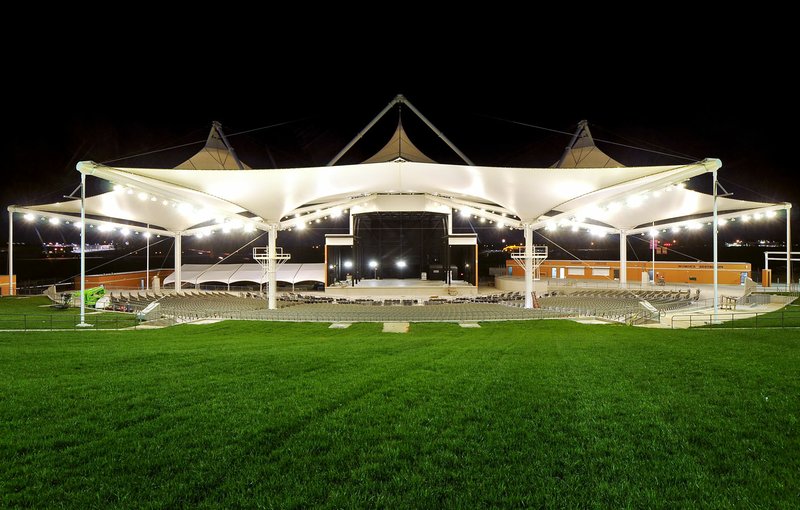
99;286;695;325
236;303;570;322
535;288;695;323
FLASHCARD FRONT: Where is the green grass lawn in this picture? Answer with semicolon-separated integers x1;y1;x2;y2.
0;296;138;330
1;319;798;508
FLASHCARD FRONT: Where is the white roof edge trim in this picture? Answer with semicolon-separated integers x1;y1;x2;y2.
625;203;787;235
279;195;377;230
8;206;174;237
432;196;522;228
77;160;248;219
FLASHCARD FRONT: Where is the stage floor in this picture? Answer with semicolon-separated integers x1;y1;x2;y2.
327;278;477;297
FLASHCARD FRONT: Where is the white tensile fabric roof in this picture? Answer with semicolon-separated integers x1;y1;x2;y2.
162;263;325;285
23;191;232;233
77;159;724;225
13;158;782;235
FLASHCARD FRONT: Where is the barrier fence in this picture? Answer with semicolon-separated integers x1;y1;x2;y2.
0;314;140;331
671;308;800;329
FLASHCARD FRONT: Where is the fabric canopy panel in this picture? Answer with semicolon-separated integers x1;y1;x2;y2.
555;145;623;168
581;188;779;230
163;263;325;285
23;190;230;233
362;121;436;164
175;121;251;170
78;159;720;224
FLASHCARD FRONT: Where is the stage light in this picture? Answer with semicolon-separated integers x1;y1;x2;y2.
672;226;681;233
113;184;123;192
649;229;658;238
222;226;231;234
343;260;353;269
754;212;764;220
23;213;35;221
162;200;169;206
331;208;342;217
545;222;557;231
718;218;728;226
571;224;579;232
396;260;407;268
496;222;504;228
98;224;112;232
741;214;751;222
329;264;334;269
143;232;151;239
120;228;130;236
137;192;149;201
459;208;470;218
315;218;321;223
688;222;702;230
766;210;777;218
244;224;256;233
126;189;134;195
48;217;60;225
73;221;83;229
368;260;378;268
150;197;157;202
295;220;306;230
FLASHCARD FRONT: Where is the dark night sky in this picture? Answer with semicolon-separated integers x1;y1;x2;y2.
3;29;796;268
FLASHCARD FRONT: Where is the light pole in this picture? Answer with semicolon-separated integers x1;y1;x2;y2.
369;260;378;279
649;228;658;286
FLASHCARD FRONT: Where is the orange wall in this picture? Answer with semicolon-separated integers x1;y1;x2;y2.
0;275;16;296
506;260;750;285
74;270;174;290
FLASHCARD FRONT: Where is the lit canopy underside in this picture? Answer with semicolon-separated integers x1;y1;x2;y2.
12;158;784;236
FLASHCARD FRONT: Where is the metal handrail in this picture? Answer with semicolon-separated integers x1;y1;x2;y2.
671;308;800;328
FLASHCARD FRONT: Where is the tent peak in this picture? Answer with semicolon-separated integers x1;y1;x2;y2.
174;122;249;170
553;120;624;169
362;118;436;164
327;94;474;166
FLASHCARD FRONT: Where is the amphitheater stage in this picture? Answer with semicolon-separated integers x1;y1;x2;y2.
326;278;478;298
